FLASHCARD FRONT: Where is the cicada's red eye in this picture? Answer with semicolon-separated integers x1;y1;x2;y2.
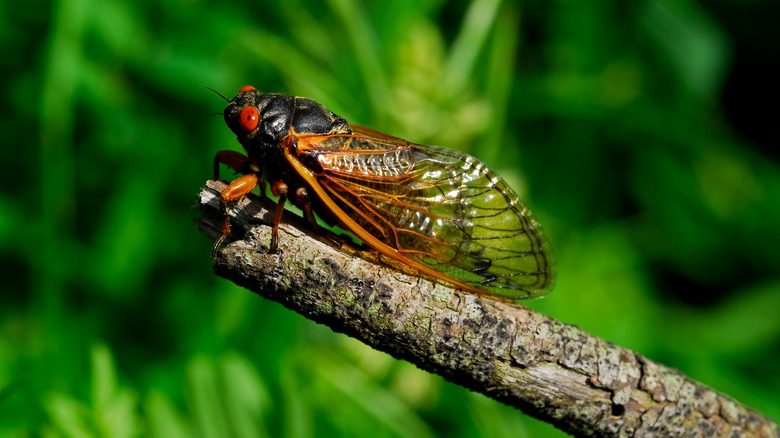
239;106;259;132
239;85;256;93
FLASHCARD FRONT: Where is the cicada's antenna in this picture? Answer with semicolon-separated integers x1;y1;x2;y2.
206;86;230;102
206;87;230;116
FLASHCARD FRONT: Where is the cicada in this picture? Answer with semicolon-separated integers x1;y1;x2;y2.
212;85;555;300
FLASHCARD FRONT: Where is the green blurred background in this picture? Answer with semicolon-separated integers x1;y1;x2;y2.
2;0;779;436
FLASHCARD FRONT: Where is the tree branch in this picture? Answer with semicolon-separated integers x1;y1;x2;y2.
197;180;778;438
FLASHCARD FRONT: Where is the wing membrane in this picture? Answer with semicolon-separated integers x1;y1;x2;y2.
293;125;555;299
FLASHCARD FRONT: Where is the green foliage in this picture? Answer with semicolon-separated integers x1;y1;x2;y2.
1;0;778;436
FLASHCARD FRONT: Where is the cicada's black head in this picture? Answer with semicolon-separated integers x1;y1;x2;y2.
224;87;294;148
224;86;350;152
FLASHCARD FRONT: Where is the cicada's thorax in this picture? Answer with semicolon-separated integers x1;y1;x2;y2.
224;92;350;174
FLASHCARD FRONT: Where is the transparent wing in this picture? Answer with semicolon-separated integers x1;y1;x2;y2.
294;125;555;299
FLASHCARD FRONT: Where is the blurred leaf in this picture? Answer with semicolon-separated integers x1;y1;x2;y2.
42;392;93;438
668;279;780;355
304;347;436;438
467;392;530;438
640;0;730;98
89;178;161;299
185;355;231;438
144;391;192;438
218;352;270;438
279;368;312;438
90;344;117;413
40;344;141;438
327;0;390;110
445;0;503;93
89;344;139;438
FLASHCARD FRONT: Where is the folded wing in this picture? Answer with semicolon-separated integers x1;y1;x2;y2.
293;125;555;299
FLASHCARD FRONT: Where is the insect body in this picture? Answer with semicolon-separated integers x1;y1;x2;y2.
213;86;555;300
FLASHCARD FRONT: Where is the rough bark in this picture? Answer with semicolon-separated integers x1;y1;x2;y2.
197;180;778;438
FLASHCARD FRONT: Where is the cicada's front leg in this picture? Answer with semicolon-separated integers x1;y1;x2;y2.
214;150;268;197
211;173;259;258
213;150;251;180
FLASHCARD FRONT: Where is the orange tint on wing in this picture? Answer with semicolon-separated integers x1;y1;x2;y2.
285;127;555;300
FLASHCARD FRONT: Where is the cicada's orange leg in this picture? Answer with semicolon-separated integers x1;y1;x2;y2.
269;181;289;253
294;187;321;234
213;150;250;180
214;150;268;197
293;186;353;249
211;173;259;258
